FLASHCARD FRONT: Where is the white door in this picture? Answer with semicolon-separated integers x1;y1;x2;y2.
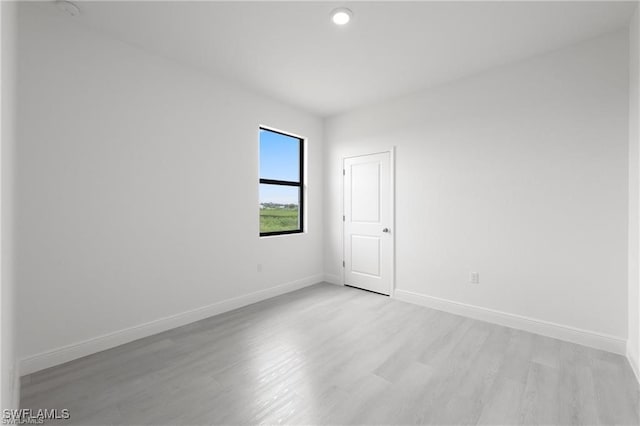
344;152;392;295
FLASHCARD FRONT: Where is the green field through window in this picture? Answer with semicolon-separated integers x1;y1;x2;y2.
260;206;299;233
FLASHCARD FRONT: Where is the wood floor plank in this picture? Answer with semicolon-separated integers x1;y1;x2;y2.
519;362;561;425
557;341;600;426
20;283;640;425
477;375;526;425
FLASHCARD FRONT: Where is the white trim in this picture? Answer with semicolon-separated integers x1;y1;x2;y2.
389;147;396;297
20;275;323;376
394;289;626;355
341;156;346;289
323;274;343;286
627;344;640;385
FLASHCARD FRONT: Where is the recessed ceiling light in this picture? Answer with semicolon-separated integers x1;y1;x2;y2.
331;8;352;26
55;0;80;17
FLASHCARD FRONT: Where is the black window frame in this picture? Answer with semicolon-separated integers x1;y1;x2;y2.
259;127;304;237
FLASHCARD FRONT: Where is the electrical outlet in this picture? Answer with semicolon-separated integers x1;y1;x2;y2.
470;272;479;284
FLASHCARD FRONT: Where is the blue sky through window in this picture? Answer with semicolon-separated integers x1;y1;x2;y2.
260;129;300;205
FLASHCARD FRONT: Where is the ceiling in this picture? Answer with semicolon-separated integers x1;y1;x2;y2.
42;1;637;117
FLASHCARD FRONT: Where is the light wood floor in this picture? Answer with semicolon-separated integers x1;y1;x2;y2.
21;283;640;425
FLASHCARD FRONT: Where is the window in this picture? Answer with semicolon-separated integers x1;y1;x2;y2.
259;127;304;236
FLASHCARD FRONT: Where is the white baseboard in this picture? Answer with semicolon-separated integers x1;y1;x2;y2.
394;289;626;355
20;275;324;376
323;274;342;286
627;344;640;385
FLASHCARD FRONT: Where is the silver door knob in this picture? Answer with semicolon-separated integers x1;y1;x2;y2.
382;228;390;233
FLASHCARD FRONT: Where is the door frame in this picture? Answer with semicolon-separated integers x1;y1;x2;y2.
342;147;396;296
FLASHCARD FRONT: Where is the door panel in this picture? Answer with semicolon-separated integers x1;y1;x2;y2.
351;162;380;222
344;152;392;295
351;235;380;277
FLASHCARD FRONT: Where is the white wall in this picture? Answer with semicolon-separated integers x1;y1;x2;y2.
325;31;629;350
16;4;323;373
14;1;634;377
1;0;18;410
628;5;640;379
